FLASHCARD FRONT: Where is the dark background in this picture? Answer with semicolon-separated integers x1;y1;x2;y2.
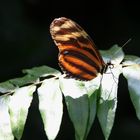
1;0;140;140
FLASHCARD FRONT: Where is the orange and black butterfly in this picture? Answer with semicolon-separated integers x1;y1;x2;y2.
50;17;107;81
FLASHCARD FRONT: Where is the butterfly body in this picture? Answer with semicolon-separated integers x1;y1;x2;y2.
50;17;106;81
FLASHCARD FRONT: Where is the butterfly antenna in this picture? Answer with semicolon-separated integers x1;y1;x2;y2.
111;38;132;59
121;38;132;48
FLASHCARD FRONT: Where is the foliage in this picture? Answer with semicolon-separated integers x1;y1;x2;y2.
0;45;140;140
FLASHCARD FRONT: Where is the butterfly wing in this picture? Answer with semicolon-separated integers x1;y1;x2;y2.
50;17;105;80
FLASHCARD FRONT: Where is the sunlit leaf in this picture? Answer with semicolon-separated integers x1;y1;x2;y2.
60;76;101;140
84;75;101;136
123;55;140;65
100;44;124;64
0;95;14;140
0;81;15;94
0;44;139;140
9;85;36;140
60;78;89;140
0;65;61;94
9;75;38;87
122;55;140;119
97;64;121;140
23;65;61;78
38;78;63;140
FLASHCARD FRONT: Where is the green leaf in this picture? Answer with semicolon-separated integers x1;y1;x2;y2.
0;81;15;93
9;85;36;140
84;76;101;137
60;78;89;140
9;75;38;87
60;76;101;140
123;55;140;65
0;95;14;140
0;65;61;93
38;78;63;140
97;65;121;140
23;65;61;78
122;55;140;119
100;44;124;64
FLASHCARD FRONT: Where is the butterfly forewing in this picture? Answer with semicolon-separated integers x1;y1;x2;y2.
50;17;105;80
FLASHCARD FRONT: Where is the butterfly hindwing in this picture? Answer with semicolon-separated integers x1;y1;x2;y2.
50;17;105;80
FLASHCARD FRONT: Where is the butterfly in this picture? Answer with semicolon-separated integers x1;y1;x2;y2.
50;17;108;81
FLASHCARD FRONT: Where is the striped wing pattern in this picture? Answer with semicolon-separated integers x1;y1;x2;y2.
50;17;105;81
